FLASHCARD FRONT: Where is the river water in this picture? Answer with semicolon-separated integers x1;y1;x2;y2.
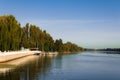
0;52;120;80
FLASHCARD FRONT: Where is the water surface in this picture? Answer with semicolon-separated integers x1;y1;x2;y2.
0;52;120;80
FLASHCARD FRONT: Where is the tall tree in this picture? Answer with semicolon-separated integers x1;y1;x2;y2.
0;15;21;51
21;23;30;48
54;39;64;52
0;15;83;52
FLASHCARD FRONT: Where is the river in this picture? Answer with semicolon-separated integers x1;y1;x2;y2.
0;52;120;80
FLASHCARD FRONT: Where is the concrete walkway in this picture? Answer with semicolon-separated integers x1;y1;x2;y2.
0;50;41;63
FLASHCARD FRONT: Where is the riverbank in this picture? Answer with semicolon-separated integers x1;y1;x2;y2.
0;50;41;63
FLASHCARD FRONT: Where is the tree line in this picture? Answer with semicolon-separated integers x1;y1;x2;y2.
0;15;83;52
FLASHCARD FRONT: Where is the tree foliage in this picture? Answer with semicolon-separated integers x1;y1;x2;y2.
0;15;83;52
0;15;21;51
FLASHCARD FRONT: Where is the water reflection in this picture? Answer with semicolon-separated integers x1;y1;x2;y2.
0;54;59;80
1;52;120;80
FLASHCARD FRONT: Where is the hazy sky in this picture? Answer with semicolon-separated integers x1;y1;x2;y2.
0;0;120;48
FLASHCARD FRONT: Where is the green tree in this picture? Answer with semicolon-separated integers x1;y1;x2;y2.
54;39;64;52
21;23;30;48
0;15;21;51
0;14;83;52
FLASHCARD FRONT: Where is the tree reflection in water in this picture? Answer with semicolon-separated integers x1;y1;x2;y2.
0;54;61;80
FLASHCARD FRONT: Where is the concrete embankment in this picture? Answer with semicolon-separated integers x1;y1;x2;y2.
0;51;41;63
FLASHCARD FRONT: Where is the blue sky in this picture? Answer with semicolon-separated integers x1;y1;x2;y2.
0;0;120;48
